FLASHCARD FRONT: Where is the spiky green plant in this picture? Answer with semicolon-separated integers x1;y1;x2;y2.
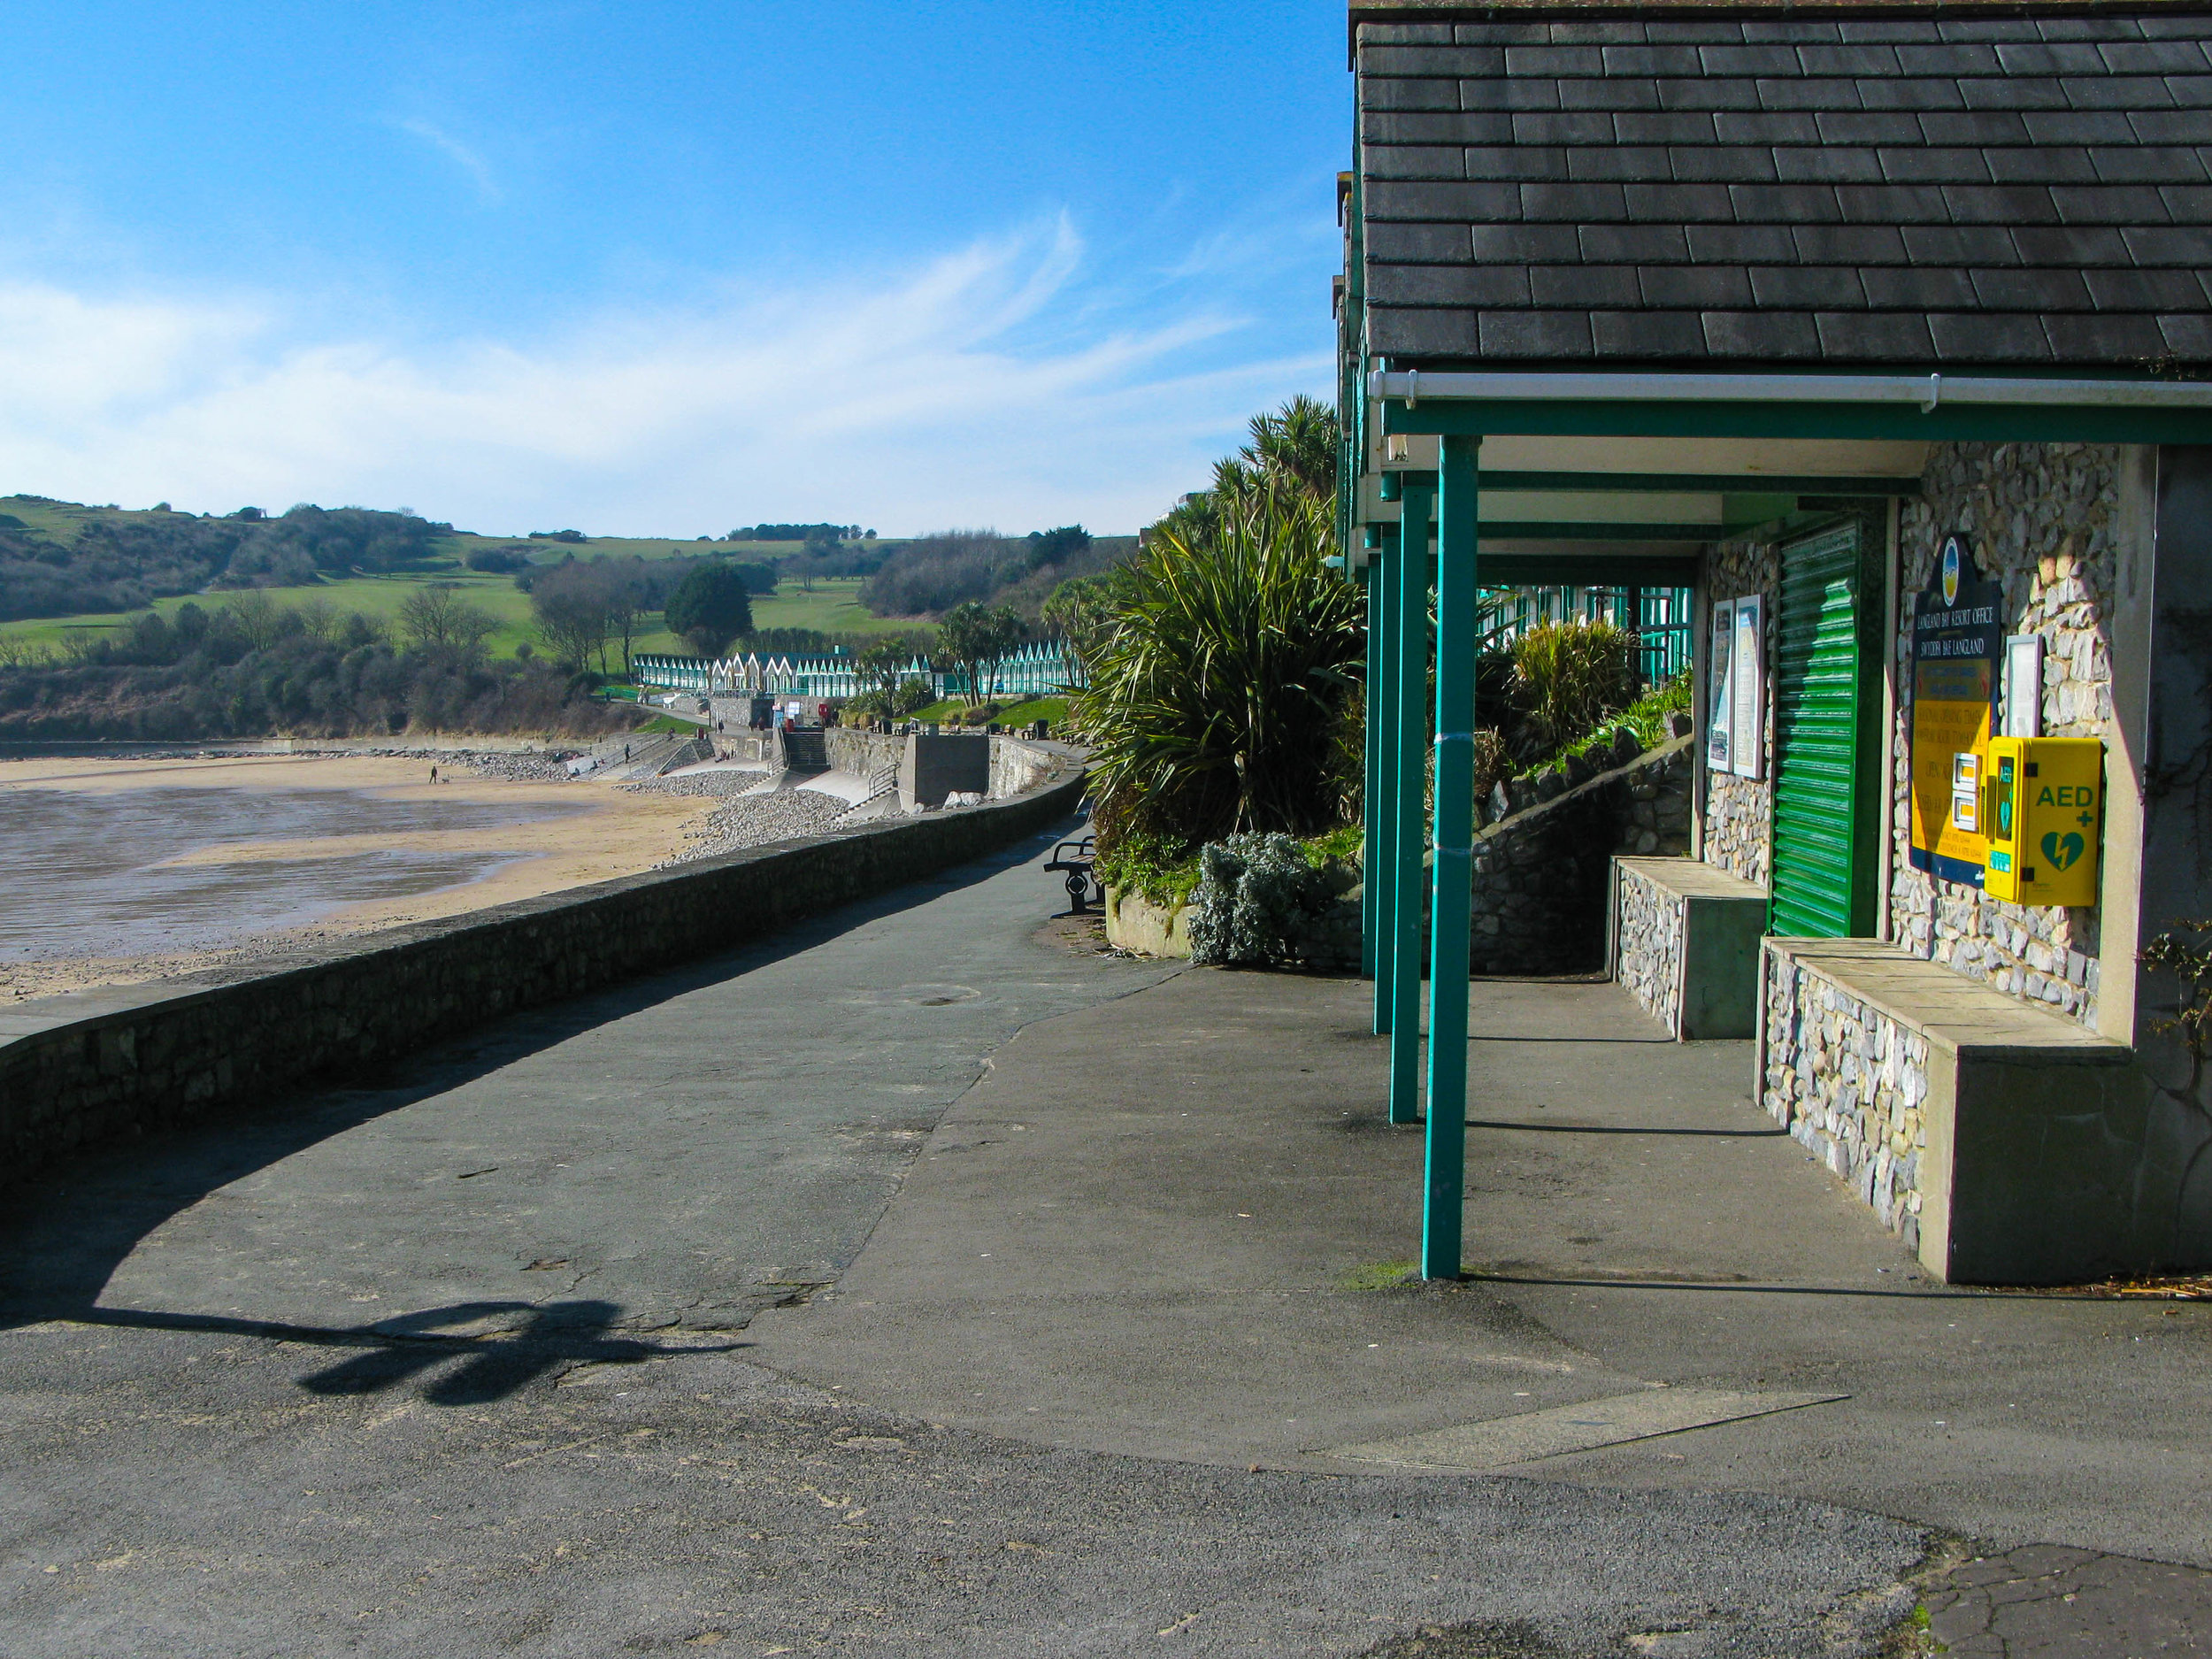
1508;619;1637;764
1080;486;1364;851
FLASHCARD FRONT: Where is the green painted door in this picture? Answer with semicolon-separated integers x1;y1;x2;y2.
1768;519;1883;938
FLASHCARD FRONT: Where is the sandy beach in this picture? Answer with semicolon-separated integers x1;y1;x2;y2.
0;754;717;1002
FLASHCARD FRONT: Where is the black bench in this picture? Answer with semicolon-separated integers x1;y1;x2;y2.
1045;837;1101;914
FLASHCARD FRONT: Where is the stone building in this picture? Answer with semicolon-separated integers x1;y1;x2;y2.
1340;0;2212;1282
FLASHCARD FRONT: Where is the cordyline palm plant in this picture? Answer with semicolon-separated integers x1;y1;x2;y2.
1079;484;1364;849
1507;618;1637;764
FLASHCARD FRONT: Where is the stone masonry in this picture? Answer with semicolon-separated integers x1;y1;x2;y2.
1615;862;1684;1034
1703;535;1777;887
1762;948;1932;1254
1888;442;2121;1030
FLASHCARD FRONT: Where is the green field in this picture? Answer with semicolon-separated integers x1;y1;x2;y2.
0;567;921;663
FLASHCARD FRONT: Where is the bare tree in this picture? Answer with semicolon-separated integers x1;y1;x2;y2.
399;584;498;655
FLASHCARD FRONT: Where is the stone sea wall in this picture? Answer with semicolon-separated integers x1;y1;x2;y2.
1887;442;2121;1029
1762;949;1932;1252
0;770;1087;1188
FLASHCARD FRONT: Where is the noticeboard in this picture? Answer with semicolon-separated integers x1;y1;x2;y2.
1908;534;2004;887
1729;594;1765;780
1706;598;1735;774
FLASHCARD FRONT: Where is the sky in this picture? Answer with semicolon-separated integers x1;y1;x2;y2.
0;3;1348;538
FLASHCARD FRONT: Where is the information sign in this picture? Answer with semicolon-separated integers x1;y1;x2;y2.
1908;534;2004;887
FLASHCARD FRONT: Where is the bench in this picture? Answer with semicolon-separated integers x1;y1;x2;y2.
1045;837;1101;914
1609;856;1768;1039
1761;937;2138;1285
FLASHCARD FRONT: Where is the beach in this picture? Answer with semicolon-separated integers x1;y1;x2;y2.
0;753;718;1002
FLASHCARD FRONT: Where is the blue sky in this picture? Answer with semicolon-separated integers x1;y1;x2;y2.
0;3;1347;536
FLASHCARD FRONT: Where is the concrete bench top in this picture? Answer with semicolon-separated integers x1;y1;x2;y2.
1616;856;1766;903
1765;937;2129;1065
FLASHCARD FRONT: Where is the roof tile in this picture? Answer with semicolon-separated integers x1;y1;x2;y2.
1815;311;1939;358
1624;181;1738;221
1750;265;1870;307
2085;267;2209;307
1365;146;1470;181
1564;146;1676;182
1775;147;1886;184
1792;223;1911;263
1757;77;1867;111
1614;111;1720;143
2131;108;2212;142
1969;267;2095;309
1994;41;2108;74
1656;77;1763;112
2168;75;2212;107
1601;44;1702;76
2012;224;2136;264
2101;39;2212;73
1858;78;1968;112
1558;77;1662;111
1361;78;1462;113
1815;111;1924;144
2161;180;2212;216
1986;146;2100;183
1701;43;1803;76
1958;76;2071;111
2051;182;2174;222
1860;266;1980;306
1896;42;2004;75
1364;45;1507;77
1368;180;1524;221
1521;180;1628;220
2156;312;2212;354
1701;310;1824;357
1468;222;1579;262
1591;311;1711;357
1531;265;1643;306
1646;21;1748;46
1928;311;2054;357
1731;181;1843;221
2037;19;2144;43
1505;45;1606;76
1478;310;1596;357
1465;145;1569;180
1937;19;2043;44
1365;222;1474;263
1361;110;1516;145
2024;109;2138;142
1461;77;1561;112
1580;223;1694;262
1747;20;1841;44
1686;223;1798;262
1917;110;2034;144
1548;21;1646;46
1638;264;1756;306
1713;111;1823;144
2042;311;2171;356
1448;22;1549;46
1369;264;1535;307
2061;75;2177;110
1941;183;2062;223
1510;111;1615;144
1839;21;1944;46
1901;223;2024;265
1798;43;1903;76
1837;183;1955;224
1670;145;1780;182
1880;147;1994;184
1368;306;1483;357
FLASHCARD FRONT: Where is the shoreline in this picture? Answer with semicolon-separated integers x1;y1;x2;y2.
0;753;715;1003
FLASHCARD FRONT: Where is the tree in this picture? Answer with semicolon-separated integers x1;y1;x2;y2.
935;602;1025;707
663;559;754;658
1041;572;1116;687
398;584;498;655
530;577;610;672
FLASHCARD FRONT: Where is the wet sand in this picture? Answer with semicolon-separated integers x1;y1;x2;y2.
0;755;712;1002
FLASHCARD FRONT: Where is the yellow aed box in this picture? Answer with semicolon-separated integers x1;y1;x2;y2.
1980;735;2105;906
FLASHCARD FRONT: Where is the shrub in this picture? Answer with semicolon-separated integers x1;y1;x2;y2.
1187;833;1340;968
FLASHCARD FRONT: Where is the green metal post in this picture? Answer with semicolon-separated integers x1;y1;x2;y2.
1423;436;1479;1280
1371;524;1399;1032
1361;548;1382;981
1390;479;1432;1126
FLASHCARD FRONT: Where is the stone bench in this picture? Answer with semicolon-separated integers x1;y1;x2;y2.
1609;856;1767;1039
1761;938;2135;1285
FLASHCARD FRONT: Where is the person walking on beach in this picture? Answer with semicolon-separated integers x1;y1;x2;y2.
430;765;439;785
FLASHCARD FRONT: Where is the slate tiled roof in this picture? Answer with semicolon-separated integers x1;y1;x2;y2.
1354;6;2212;369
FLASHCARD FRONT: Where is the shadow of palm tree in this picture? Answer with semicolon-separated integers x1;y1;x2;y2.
296;1299;661;1405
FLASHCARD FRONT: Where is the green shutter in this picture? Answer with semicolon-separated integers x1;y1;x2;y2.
1768;520;1882;939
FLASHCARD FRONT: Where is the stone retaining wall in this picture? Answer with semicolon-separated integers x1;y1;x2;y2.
0;770;1087;1188
1761;949;1932;1252
1467;739;1694;974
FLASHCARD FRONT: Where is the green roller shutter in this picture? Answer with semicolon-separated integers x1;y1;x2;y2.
1768;520;1882;938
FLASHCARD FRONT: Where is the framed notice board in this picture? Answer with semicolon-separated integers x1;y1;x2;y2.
1908;534;2004;887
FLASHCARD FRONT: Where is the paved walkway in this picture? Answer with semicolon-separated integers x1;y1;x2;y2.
2;826;2203;1655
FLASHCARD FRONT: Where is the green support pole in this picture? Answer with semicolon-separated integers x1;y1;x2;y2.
1361;550;1382;982
1390;480;1432;1126
1422;436;1479;1281
1371;525;1400;1032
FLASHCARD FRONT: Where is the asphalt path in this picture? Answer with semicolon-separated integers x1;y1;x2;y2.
1;826;1927;1656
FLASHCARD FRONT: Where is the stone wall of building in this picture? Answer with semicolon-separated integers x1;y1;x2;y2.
0;770;1088;1189
1888;442;2123;1029
1761;947;1932;1253
1615;863;1683;1033
1702;536;1778;887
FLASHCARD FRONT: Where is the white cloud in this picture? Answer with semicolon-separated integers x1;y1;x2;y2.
0;219;1328;534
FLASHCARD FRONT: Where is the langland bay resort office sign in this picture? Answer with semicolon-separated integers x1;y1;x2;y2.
1909;534;2003;887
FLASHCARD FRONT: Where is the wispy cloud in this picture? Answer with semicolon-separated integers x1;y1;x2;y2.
396;119;501;204
0;220;1329;534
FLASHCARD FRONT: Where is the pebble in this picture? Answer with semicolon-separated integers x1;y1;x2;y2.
655;787;857;865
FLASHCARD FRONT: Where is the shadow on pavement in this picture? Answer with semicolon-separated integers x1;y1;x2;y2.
0;822;1079;1339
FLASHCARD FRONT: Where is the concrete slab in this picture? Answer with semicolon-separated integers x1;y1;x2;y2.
1327;1387;1848;1471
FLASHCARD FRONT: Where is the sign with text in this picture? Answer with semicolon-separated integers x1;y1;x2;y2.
1706;599;1736;775
1730;594;1765;780
1909;534;2004;887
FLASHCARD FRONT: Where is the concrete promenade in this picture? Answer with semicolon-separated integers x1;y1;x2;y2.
3;823;2206;1654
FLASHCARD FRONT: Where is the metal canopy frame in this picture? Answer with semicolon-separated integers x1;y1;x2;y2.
1355;371;2212;1283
